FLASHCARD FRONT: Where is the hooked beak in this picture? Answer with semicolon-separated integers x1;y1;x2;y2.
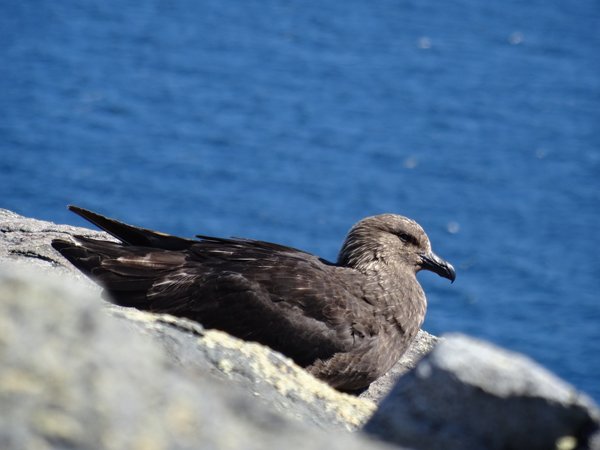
420;251;456;283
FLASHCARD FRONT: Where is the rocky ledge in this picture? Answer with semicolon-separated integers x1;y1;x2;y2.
1;208;599;450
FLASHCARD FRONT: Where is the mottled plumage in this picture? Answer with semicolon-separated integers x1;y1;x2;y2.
52;206;455;391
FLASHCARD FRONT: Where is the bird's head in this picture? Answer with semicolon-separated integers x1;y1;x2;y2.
337;214;455;282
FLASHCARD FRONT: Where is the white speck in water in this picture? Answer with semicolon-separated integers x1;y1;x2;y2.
417;36;432;49
403;156;418;169
535;148;547;159
447;221;460;234
508;31;524;45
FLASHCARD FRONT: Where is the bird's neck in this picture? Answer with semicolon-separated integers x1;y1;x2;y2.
385;264;426;307
359;262;428;337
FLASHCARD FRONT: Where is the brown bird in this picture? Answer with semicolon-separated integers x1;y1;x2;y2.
52;206;455;391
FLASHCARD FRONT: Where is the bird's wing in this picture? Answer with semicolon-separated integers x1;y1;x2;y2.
53;235;377;366
151;240;377;365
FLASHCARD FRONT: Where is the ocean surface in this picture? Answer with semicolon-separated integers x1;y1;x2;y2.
2;1;599;400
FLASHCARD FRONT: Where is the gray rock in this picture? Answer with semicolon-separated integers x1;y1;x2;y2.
0;264;397;450
0;208;105;268
110;307;376;430
365;333;600;450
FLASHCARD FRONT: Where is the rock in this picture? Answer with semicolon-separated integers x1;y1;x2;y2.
111;306;438;408
0;263;398;450
364;334;600;450
110;307;375;429
0;208;112;288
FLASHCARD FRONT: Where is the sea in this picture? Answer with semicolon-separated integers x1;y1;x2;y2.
1;1;599;401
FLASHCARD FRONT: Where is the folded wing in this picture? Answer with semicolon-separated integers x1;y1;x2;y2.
52;208;373;366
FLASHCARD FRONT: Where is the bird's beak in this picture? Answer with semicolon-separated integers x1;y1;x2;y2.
420;251;456;283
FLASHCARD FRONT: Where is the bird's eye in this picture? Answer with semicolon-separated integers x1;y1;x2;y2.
397;233;418;246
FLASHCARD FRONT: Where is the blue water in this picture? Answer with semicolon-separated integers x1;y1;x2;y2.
2;1;599;400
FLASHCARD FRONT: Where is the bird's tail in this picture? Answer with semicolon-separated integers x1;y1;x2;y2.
67;205;194;250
